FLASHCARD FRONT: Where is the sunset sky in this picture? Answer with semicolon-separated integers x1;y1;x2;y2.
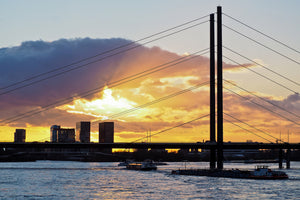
0;0;299;143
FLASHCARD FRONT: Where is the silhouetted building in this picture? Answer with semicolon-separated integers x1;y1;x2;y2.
99;122;114;153
50;125;75;143
14;129;26;143
99;122;114;143
50;125;61;142
58;128;75;143
76;121;90;143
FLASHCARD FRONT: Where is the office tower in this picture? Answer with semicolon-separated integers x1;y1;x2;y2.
99;122;114;153
76;121;91;143
99;122;114;143
50;125;60;142
14;129;26;143
58;128;75;143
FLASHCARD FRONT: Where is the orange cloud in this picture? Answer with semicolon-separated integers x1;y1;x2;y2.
0;38;299;143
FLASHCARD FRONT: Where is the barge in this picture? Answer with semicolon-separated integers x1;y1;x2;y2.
126;161;157;171
171;165;288;180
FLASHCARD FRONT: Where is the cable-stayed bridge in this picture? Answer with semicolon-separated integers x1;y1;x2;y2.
0;6;299;168
1;141;299;150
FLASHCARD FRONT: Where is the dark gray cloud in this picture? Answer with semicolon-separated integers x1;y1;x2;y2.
0;38;207;114
0;38;132;106
0;37;259;128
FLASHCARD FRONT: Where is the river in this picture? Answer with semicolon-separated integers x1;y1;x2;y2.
0;161;299;199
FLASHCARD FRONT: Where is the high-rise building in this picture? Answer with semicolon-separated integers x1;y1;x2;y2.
50;125;60;142
58;128;75;143
50;125;75;143
99;122;114;143
76;121;90;143
99;122;114;153
14;129;26;143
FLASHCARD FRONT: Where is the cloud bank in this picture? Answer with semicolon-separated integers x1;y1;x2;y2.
0;37;298;142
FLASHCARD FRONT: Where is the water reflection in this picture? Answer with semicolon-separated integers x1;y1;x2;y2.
0;161;299;199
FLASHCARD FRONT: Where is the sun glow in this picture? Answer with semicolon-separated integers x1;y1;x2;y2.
57;87;137;119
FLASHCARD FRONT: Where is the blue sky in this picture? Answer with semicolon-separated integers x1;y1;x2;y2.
0;0;299;50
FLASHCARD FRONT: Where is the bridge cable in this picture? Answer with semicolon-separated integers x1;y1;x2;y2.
224;112;283;143
224;79;300;119
0;18;210;94
0;49;209;125
223;12;300;54
223;46;300;86
0;14;210;91
0;49;208;124
224;87;300;126
222;24;300;65
0;20;209;96
130;114;209;143
223;55;298;94
91;81;210;125
223;118;273;143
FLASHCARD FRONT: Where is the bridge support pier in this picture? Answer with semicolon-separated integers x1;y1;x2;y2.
279;149;283;169
286;149;291;169
210;148;216;169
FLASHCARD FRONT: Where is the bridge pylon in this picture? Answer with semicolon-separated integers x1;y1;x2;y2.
209;13;216;169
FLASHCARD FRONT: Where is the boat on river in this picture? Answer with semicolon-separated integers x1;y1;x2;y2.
118;160;166;167
171;165;288;180
118;160;134;166
126;161;157;171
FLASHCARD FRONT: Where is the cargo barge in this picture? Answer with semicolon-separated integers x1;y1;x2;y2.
171;165;288;180
126;161;157;171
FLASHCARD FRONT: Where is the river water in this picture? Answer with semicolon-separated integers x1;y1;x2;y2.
0;161;299;199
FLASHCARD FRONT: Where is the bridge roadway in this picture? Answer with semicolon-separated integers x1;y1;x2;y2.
0;142;299;149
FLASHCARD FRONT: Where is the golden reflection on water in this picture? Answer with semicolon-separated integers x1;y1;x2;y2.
0;161;299;199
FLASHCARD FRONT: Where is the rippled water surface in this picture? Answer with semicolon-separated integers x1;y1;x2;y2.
0;161;299;199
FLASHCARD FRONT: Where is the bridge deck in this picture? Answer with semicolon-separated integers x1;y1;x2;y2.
0;142;299;149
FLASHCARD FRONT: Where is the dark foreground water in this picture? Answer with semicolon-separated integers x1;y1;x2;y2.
0;161;299;199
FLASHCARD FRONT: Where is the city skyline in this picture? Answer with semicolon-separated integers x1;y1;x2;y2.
0;1;299;143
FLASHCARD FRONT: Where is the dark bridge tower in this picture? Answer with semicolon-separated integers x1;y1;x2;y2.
209;13;216;169
217;6;224;169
